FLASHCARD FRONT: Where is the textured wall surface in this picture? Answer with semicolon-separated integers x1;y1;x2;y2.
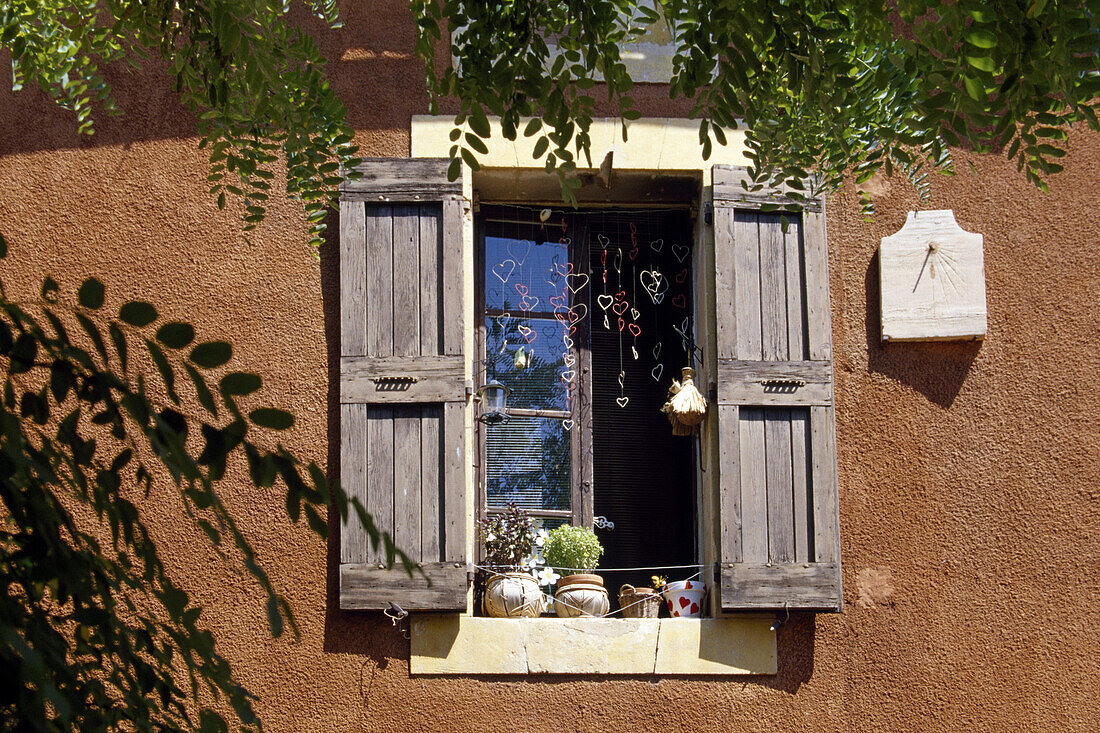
1;3;1098;730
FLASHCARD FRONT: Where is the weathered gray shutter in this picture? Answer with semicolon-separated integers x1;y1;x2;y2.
339;158;469;611
712;165;842;612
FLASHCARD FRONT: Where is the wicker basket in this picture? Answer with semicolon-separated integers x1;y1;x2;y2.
618;584;661;618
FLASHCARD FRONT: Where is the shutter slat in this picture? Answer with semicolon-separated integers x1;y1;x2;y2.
339;159;469;611
713;164;841;613
765;410;795;563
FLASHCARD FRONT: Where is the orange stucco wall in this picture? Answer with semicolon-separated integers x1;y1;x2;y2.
2;3;1098;730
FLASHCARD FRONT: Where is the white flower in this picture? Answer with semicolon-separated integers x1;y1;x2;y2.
537;567;561;587
522;554;542;571
534;528;549;547
485;533;496;543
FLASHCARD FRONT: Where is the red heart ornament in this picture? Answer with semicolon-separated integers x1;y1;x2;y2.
617;317;626;332
679;596;691;609
690;602;699;615
628;323;642;338
672;294;686;308
675;268;689;284
612;300;628;316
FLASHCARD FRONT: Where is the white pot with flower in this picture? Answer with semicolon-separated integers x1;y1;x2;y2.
542;525;609;618
479;505;544;618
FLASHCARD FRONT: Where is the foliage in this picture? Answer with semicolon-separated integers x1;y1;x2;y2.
413;0;1100;210
1;0;361;251
478;504;535;569
542;525;603;573
0;238;403;731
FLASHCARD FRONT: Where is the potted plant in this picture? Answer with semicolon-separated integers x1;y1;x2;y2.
479;505;544;618
542;525;609;618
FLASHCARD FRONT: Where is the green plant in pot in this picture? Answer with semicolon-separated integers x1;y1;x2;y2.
479;505;544;618
542;525;608;618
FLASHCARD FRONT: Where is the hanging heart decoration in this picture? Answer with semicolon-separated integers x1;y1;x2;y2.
507;239;532;265
616;396;630;408
568;304;588;324
675;268;689;284
560;369;576;385
651;363;664;381
555;261;574;277
549;294;567;310
632;346;639;360
520;294;540;311
617;316;626;332
597;294;614;311
564;334;574;349
613;248;623;272
517;324;537;343
492;259;516;284
630;307;641;320
652;342;662;359
515;283;529;296
563;419;575;431
639;269;668;304
563;352;576;367
566;272;590;294
650;238;664;253
618;371;626;389
672;244;690;263
628;246;639;261
612;299;629;316
671;294;686;309
597;233;610;250
628;322;642;338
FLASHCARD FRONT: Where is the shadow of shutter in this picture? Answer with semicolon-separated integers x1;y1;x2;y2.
338;158;470;611
712;165;842;612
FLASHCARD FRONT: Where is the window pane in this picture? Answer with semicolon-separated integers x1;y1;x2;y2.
484;232;570;313
485;316;571;411
486;416;571;512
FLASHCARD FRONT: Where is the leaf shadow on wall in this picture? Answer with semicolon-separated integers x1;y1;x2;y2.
864;251;981;409
319;207;405;669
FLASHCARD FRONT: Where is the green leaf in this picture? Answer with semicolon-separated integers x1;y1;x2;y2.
155;322;195;349
119;301;158;327
468;105;490;137
190;341;232;369
249;408;294;430
220;372;262;396
78;278;105;309
962;75;985;101
966;56;996;73
447;157;461;181
966;29;998;49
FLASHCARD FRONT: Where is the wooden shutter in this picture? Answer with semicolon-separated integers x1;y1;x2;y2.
339;158;469;611
712;165;842;612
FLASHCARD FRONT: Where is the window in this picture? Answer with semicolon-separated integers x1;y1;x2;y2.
336;156;842;615
477;207;697;599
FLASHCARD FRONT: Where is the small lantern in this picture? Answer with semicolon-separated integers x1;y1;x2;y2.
477;380;510;424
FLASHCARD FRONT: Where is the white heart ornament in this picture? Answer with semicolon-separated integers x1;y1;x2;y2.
672;244;690;263
597;294;614;311
492;259;516;284
651;363;664;381
566;272;590;294
616;396;630;408
563;352;576;367
562;419;575;431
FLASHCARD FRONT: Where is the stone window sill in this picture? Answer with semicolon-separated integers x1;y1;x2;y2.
410;616;776;675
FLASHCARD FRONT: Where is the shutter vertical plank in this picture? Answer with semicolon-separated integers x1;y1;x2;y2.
785;217;807;360
714;203;737;359
739;408;768;563
420;406;441;561
366;206;394;358
442;401;465;562
366;407;394;564
339;403;368;563
765;410;795;563
759;214;788;361
441;199;464;356
734;211;762;361
340;200;367;356
419;206;442;355
718;404;743;562
802;208;832;361
392;205;421;356
393;407;422;557
811;406;840;565
791;409;812;562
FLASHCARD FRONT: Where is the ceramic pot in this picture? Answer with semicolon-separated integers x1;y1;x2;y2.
483;572;544;618
618;584;661;618
554;574;610;618
661;580;706;617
